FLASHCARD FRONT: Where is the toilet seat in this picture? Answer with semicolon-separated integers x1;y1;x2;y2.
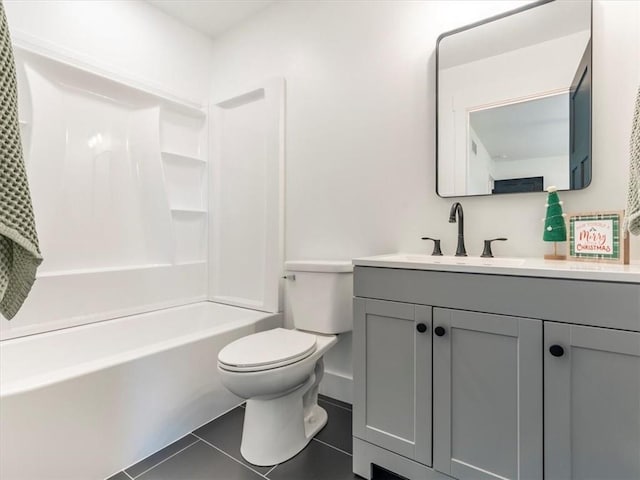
218;328;317;372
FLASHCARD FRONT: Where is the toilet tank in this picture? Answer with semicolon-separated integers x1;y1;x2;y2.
284;260;353;334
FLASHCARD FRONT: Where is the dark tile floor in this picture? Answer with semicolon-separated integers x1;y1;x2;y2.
106;395;363;480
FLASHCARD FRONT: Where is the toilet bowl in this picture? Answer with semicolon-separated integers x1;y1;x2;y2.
218;328;338;466
217;260;353;466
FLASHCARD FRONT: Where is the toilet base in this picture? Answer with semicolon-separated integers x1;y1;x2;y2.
240;361;328;466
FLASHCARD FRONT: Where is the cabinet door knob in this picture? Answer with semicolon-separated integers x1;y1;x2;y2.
434;326;446;337
416;323;427;333
549;344;565;357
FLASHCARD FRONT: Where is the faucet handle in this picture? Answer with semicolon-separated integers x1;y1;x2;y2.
481;238;508;258
421;237;443;256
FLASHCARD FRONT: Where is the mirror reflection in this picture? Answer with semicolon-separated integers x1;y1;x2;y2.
437;0;592;197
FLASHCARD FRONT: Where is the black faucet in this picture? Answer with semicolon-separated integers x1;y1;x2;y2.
449;202;467;257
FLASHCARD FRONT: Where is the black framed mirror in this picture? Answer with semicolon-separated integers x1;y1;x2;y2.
436;0;592;197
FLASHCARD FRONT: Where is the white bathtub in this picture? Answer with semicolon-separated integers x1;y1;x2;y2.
0;302;282;480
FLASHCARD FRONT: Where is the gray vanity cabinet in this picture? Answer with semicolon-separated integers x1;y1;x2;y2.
432;308;543;480
353;298;432;466
544;322;640;480
352;264;640;480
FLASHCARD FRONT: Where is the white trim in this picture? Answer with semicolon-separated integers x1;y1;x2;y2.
210;295;267;311
466;87;570;114
10;29;206;116
37;262;178;278
170;209;207;215
161;151;206;164
1;262;207;340
1;297;207;342
318;369;353;404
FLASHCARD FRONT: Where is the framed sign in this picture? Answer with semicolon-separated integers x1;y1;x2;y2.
568;211;630;264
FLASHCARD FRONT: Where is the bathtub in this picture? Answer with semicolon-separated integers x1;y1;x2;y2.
0;302;282;480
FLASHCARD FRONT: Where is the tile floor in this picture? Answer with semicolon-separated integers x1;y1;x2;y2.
106;395;386;480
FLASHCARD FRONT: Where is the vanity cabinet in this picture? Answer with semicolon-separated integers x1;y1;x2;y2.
352;264;640;480
353;298;432;466
544;322;640;480
432;308;542;480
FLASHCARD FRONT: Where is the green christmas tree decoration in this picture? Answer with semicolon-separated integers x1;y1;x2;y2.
543;186;567;241
542;186;567;259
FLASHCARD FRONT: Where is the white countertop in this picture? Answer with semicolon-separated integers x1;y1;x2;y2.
353;253;640;283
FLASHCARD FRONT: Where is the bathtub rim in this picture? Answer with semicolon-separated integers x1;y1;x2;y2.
1;302;281;397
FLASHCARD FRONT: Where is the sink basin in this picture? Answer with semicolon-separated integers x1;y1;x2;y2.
375;254;526;268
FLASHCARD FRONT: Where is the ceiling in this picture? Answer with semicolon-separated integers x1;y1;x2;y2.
470;93;570;162
147;0;275;39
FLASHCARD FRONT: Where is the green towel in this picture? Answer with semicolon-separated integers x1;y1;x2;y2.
0;4;42;320
626;86;640;235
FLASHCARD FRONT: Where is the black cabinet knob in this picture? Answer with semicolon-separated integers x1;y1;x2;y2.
416;323;427;333
434;326;446;337
549;345;565;357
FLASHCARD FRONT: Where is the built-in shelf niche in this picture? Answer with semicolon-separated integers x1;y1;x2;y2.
161;151;206;211
160;106;207;265
160;108;205;158
160;150;204;164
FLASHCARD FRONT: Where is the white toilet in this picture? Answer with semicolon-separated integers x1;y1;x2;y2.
217;260;353;466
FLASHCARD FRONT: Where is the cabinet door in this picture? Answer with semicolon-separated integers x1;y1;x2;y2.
545;322;640;480
433;308;542;480
353;298;432;466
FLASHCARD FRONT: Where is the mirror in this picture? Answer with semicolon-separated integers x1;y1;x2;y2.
436;0;592;197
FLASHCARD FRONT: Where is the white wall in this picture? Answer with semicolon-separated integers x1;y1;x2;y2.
3;0;214;104
208;0;640;402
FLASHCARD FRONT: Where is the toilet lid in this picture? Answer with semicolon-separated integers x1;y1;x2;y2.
218;328;317;372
